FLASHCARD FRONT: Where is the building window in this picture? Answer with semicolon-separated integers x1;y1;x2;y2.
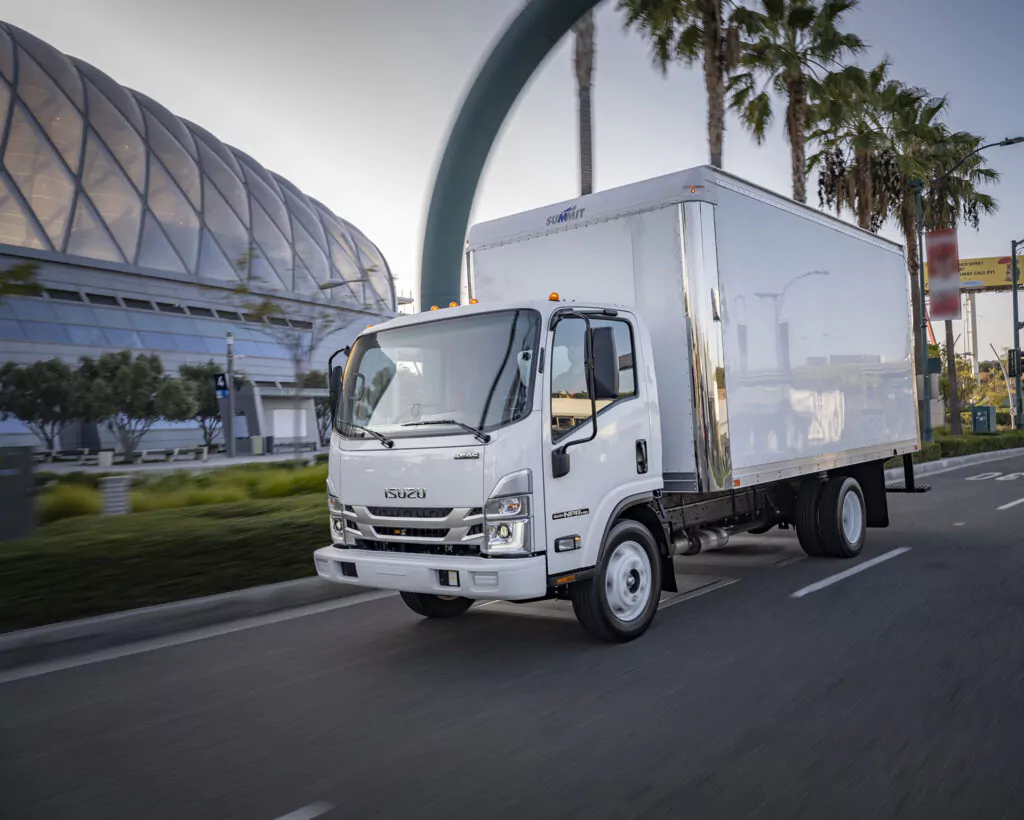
188;306;215;317
123;298;154;311
156;302;187;314
45;288;84;302
85;292;120;306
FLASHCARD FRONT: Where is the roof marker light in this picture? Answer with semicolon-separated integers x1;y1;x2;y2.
430;305;439;311
449;301;459;308
469;298;479;304
549;292;560;302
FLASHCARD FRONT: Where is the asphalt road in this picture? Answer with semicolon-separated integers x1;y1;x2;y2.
5;455;1024;819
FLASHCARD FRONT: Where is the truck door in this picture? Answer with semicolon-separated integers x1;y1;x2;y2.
544;311;658;577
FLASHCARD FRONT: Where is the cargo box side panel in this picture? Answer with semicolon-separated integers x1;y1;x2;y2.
714;182;917;482
472;217;636;306
629;207;697;484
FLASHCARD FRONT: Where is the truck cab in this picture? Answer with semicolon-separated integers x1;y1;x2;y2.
314;296;669;641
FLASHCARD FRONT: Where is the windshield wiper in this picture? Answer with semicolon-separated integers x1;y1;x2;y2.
401;420;491;444
338;420;394;448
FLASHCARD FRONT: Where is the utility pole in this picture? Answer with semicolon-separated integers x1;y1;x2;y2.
1012;242;1023;429
226;332;236;457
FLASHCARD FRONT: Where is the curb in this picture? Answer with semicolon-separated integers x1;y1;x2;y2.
884;447;1024;482
0;575;363;671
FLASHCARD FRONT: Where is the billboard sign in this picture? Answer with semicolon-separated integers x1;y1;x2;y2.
924;255;1024;292
926;228;961;321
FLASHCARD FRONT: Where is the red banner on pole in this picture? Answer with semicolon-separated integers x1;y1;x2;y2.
926;228;961;321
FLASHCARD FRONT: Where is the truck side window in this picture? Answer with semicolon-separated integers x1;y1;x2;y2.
550;317;636;440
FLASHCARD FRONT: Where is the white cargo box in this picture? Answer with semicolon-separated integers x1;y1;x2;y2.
466;166;919;493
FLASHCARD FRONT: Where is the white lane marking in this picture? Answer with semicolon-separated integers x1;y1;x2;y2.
0;590;396;685
954;522;965;527
997;497;1024;511
790;548;911;599
274;802;333;820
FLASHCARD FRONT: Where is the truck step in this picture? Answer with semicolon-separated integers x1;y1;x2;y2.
885;482;932;493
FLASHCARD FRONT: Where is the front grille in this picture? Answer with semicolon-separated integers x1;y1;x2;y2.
371;526;449;539
355;539;480;557
366;506;453;519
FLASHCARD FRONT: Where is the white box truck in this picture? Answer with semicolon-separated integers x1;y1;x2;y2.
314;166;920;642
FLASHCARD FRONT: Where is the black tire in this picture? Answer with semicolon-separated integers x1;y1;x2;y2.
570;520;662;643
817;476;866;558
796;479;825;557
400;592;473;618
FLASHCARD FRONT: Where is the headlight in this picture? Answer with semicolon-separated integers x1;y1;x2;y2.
485;519;529;554
485;495;530;518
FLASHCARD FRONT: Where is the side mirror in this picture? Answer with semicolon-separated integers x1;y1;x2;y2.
590;326;619;400
328;365;342;422
552;447;570;479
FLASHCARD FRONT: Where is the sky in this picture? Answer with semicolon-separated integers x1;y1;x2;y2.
5;0;1024;360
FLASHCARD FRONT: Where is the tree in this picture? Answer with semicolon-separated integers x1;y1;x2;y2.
620;0;750;168
178;361;247;449
0;359;79;450
939;347;982;418
574;10;596;194
728;0;865;203
924;133;998;436
81;352;197;457
231;244;358;382
0;261;42;301
810;61;901;230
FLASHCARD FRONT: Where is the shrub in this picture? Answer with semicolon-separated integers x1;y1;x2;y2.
37;484;102;523
291;465;328;494
132;485;249;512
935;431;1024;458
251;472;299;498
1;496;328;630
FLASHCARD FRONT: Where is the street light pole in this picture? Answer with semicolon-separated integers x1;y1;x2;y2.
911;179;932;443
1012;240;1023;428
226;332;236;458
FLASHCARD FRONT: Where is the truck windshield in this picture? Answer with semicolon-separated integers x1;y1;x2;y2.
337;309;541;439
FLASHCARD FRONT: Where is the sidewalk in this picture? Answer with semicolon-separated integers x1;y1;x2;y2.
39;450;320;475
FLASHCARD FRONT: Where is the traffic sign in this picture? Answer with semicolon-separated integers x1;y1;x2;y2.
212;373;229;399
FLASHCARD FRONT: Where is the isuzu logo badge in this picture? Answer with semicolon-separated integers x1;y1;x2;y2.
455;452;480;460
384;488;426;499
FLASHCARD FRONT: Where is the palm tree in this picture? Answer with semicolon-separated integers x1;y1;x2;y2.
809;61;900;230
728;0;865;203
574;11;596;195
923;133;998;435
620;0;750;168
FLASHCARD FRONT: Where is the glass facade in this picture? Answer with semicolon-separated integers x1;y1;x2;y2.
0;22;396;311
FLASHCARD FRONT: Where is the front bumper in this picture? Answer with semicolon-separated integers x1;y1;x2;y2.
314;546;547;600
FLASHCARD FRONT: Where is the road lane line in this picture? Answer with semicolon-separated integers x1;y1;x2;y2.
659;577;739;610
790;548;911;599
997;498;1024;511
274;802;333;820
0;589;396;685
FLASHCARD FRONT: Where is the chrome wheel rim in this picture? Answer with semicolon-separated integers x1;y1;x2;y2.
841;490;863;544
604;540;652;623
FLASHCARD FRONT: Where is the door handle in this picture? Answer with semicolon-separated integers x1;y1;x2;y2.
635;439;648;475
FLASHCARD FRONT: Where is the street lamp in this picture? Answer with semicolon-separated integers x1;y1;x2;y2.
1010;238;1024;428
910;136;1024;443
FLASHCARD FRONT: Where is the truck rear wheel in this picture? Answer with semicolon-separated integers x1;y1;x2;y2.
795;479;825;557
400;592;473;618
570;520;661;643
817;476;866;558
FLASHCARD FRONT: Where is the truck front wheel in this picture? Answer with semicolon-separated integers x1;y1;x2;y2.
571;520;662;643
400;592;473;618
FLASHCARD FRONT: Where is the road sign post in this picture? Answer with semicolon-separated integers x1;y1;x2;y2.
1012;242;1023;429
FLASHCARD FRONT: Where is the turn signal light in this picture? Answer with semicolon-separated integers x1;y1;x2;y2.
549;292;560;302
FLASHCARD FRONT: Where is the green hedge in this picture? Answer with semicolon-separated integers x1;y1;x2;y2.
0;495;327;632
935;431;1024;458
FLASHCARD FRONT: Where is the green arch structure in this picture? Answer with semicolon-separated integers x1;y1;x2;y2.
418;0;603;310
